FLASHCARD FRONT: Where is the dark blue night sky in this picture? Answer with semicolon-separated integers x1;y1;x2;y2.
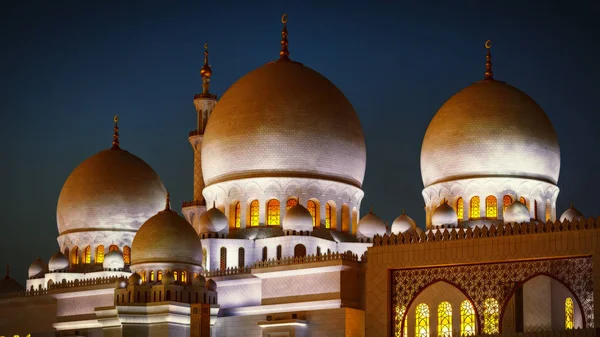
1;1;599;280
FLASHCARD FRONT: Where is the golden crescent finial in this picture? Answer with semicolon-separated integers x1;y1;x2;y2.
281;13;288;24
204;42;208;50
113;115;119;123
485;40;492;49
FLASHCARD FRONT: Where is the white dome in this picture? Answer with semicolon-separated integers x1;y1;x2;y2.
431;202;458;227
421;80;560;188
357;209;387;238
48;251;69;272
28;258;48;278
103;250;125;270
560;205;584;222
391;212;416;234
504;201;531;224
199;206;228;234
282;204;314;232
193;274;206;287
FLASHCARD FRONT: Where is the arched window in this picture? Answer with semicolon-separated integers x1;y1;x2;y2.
181;271;187;284
415;303;429;337
396;305;407;337
565;297;574;329
95;245;105;263
157;271;162;281
166;290;171;301
469;196;480;219
220;247;227;270
325;203;332;229
238;247;245;268
294;244;306;258
234;202;241;228
317;246;321;256
123;246;131;264
456;197;464;220
276;245;282;260
503;195;512;213
307;200;317;227
150;271;155;282
483;298;499;334
140;271;146;283
173;271;178;281
267;199;280;225
437;301;452;337
109;244;119;252
262;247;268;262
286;198;298;210
460;300;476;336
71;246;79;265
84;246;91;264
202;248;207;270
485;196;497;218
519;197;529;210
249;200;259;227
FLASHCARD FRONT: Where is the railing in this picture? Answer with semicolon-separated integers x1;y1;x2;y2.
253;251;361;269
472;327;595;337
202;267;252;278
47;276;120;290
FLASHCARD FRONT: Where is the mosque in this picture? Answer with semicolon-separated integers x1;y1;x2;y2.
1;15;599;337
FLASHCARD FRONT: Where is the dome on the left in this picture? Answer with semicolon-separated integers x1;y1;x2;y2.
57;148;167;235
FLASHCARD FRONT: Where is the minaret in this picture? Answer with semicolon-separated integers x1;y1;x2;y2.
183;43;218;234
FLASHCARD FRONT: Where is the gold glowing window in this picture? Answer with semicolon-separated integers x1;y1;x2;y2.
437;301;452;337
95;245;104;263
123;246;131;264
460;300;476;336
150;271;155;282
249;200;259;227
503;195;512;213
486;196;497;218
483;298;499;334
220;247;227;270
202;248;207;270
181;271;187;283
520;197;528;210
140;271;146;283
157;271;162;281
395;305;407;337
470;196;480;219
565;297;574;329
109;245;118;252
286;198;298;210
235;202;241;228
325;203;332;229
267;199;280;225
307;200;317;227
84;246;91;264
456;197;464;220
174;270;178;281
415;303;430;337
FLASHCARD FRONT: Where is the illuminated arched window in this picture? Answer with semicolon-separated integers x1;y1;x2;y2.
220;247;227;270
181;271;187;283
202;247;207;270
71;246;79;265
519;197;529;210
123;246;131;264
415;303;429;337
483;298;499;334
396;305;408;337
249;200;259;227
267;199;280;226
109;244;118;252
307;200;317;227
262;247;268;262
157;271;162;281
95;245;104;263
469;196;480;219
83;246;91;264
150;271;155;282
460;300;476;336
456;197;464;220
486;195;497;218
565;297;574;329
286;198;298;210
234;202;241;228
294;244;306;258
437;301;452;337
276;245;282;260
173;271;178;281
503;195;512;213
238;247;245;268
325;203;332;229
140;271;146;283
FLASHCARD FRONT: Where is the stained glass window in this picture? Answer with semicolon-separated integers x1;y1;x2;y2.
503;195;512;213
276;245;282;260
486;196;497;218
395;305;407;337
238;247;245;268
565;297;574;329
202;247;207;270
483;298;499;334
456;197;464;220
307;200;317;227
267;199;280;225
249;200;259;227
470;196;480;219
123;246;131;264
235;202;241;228
415;303;429;337
437;301;452;337
286;198;298;210
220;247;227;270
84;246;91;264
294;244;306;258
460;300;476;336
95;245;104;263
109;245;119;252
325;203;332;229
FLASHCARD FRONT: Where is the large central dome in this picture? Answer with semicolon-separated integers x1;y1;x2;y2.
201;61;366;188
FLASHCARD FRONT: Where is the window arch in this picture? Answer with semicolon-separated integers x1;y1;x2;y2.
316;246;321;256
519;197;529;210
150;271;155;282
220;247;227;270
267;199;280;225
249;200;259;227
469;196;480;219
307;200;317;227
437;301;452;337
485;195;497;218
565;297;574;329
173;271;178;281
276;245;282;260
123;246;131;264
181;271;187;284
456;197;464;220
503;195;512;213
325;203;332;229
294;244;306;258
71;246;79;265
109;244;119;252
286;198;298;210
415;303;429;337
83;246;91;264
238;247;245;268
95;245;105;263
234;202;241;228
460;300;475;336
157;271;162;281
262;247;268;262
483;298;499;334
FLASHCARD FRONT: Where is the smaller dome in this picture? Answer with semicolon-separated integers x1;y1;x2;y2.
128;273;141;286
504;201;531;224
199;206;228;234
103;250;125;270
282;204;313;232
391;211;417;234
49;251;69;272
193;274;206;287
357;208;387;238
115;277;127;289
431;202;458;227
28;258;48;278
560;204;584;222
162;271;175;285
0;276;24;294
207;279;217;291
